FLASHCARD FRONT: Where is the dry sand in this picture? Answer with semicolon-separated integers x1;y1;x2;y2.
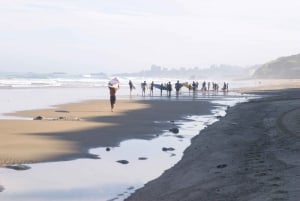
0;100;146;165
239;79;300;92
0;99;213;166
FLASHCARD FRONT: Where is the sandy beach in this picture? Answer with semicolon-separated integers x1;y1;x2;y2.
1;79;300;200
239;79;300;92
126;88;300;200
0;98;214;166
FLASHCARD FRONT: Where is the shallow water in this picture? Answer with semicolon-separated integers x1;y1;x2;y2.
0;104;230;201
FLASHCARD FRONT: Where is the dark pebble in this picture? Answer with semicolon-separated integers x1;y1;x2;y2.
33;116;44;120
216;164;227;169
5;164;31;171
55;110;69;113
162;147;175;151
127;186;135;190
169;128;179;134
117;160;129;164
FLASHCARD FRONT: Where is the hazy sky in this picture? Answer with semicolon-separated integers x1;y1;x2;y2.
1;0;300;74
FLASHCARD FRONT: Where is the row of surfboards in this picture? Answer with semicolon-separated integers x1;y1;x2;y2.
108;78;190;91
152;83;189;90
143;82;190;90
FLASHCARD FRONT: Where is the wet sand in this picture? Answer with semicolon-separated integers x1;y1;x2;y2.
0;99;214;166
126;88;300;201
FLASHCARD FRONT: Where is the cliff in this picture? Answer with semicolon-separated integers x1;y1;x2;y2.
253;54;300;78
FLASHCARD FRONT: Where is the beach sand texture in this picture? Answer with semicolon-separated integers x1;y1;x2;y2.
126;88;300;201
0;99;213;166
239;79;300;92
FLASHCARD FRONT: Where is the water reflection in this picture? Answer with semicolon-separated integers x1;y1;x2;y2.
0;104;233;201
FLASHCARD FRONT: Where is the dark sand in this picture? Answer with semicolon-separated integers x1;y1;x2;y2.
126;89;300;201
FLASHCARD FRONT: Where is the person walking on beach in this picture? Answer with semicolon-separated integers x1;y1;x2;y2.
109;85;119;112
222;82;229;93
129;80;134;95
175;80;181;96
192;81;197;92
150;81;154;96
167;81;172;96
141;81;147;96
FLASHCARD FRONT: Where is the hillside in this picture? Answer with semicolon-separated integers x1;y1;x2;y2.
253;54;300;78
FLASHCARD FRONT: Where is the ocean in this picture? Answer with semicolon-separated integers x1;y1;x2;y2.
0;72;125;118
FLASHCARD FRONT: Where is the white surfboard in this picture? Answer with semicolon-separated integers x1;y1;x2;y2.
108;78;120;88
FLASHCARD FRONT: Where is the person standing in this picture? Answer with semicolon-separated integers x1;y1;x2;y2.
160;83;164;96
129;80;134;95
150;81;154;96
109;85;119;112
167;81;172;96
175;80;181;96
141;81;147;96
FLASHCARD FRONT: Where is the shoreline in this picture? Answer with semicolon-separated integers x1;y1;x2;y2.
0;98;217;166
0;96;232;201
126;88;300;201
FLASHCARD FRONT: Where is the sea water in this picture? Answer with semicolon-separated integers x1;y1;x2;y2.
0;73;255;201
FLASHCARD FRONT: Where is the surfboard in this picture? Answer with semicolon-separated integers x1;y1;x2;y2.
154;84;167;90
175;83;184;90
108;78;120;88
182;82;190;89
129;81;135;89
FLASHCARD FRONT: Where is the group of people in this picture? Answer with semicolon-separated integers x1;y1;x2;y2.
187;81;229;92
109;79;229;112
135;80;229;96
141;81;155;96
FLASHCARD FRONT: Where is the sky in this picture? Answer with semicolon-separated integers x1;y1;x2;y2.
1;0;300;74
